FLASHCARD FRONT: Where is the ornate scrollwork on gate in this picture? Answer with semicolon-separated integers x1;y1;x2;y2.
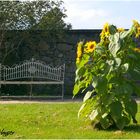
0;59;65;82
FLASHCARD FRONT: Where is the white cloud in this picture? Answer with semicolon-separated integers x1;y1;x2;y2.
67;9;109;20
63;0;140;29
64;1;110;29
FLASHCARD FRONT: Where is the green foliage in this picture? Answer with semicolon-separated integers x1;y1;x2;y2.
0;0;71;30
74;21;140;130
0;0;71;64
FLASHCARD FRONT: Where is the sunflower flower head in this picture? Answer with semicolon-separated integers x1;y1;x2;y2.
133;20;140;38
135;27;140;38
133;20;140;28
103;23;109;32
76;41;83;64
117;28;125;33
76;58;80;64
100;23;110;44
84;41;96;53
133;47;140;53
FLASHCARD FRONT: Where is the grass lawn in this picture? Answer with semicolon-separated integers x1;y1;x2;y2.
0;102;140;139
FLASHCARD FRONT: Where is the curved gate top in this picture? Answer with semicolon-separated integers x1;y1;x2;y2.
0;59;65;82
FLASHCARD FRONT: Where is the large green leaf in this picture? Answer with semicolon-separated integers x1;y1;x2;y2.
112;82;133;96
83;91;93;102
73;81;86;96
121;63;129;73
109;33;121;57
109;24;117;34
101;93;114;106
109;101;131;129
115;57;121;67
73;83;80;96
128;53;138;60
122;82;133;95
106;60;114;66
78;98;96;118
100;115;112;129
90;105;110;127
92;76;98;88
77;54;90;68
92;76;107;94
133;83;140;96
89;109;99;121
76;67;86;78
95;46;106;55
116;116;130;130
78;103;86;118
129;68;140;81
120;30;130;39
124;98;137;120
110;101;123;121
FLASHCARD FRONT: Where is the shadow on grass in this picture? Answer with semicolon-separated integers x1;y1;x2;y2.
105;124;140;133
94;123;140;133
124;124;140;133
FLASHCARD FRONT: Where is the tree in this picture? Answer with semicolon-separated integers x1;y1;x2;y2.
0;0;71;30
0;0;71;64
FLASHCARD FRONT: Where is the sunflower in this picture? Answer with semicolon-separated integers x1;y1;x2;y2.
134;48;140;53
76;57;80;64
104;23;109;32
76;41;83;63
103;23;110;37
100;23;110;44
133;20;140;38
77;42;82;58
133;20;139;28
84;41;96;53
117;28;125;33
135;27;140;38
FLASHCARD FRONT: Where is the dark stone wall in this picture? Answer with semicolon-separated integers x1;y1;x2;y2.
0;30;102;97
36;30;102;96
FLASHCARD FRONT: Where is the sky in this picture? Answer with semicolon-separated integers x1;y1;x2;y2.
63;0;140;29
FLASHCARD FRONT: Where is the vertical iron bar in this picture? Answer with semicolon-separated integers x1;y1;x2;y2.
62;64;65;100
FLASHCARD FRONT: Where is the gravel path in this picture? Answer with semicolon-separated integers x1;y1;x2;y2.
0;99;82;104
0;98;139;104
